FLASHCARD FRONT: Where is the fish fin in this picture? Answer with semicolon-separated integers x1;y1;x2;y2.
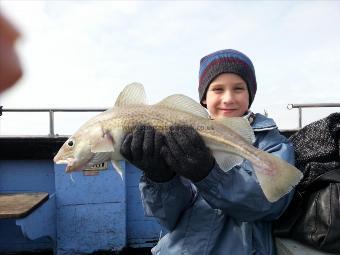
253;152;303;202
86;152;112;166
156;94;209;118
214;151;244;172
111;160;124;179
90;130;115;153
114;82;147;107
207;141;244;172
214;117;255;144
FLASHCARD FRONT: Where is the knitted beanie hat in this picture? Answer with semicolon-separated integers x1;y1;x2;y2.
198;49;257;107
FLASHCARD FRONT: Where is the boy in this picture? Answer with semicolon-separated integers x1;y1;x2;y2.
120;49;295;254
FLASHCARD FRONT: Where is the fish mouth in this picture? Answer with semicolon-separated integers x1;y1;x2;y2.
66;158;91;173
53;151;111;174
54;153;103;173
54;157;89;173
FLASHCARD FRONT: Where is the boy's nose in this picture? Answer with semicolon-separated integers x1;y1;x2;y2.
221;91;235;104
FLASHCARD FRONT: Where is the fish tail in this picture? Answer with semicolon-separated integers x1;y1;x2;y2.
252;151;303;202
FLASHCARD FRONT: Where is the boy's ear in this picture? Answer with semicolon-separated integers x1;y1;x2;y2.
202;99;206;105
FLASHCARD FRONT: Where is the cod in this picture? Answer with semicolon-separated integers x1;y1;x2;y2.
54;83;302;202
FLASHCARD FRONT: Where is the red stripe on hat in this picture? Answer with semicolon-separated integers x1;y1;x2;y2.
199;57;253;87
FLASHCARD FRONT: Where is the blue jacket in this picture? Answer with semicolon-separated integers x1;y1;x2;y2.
139;113;295;255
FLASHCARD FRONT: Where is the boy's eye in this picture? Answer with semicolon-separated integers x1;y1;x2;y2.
234;87;246;91
211;87;223;92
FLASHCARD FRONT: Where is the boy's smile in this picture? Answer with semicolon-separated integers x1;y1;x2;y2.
202;73;250;119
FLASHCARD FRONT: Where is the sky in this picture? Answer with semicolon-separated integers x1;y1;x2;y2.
0;0;340;135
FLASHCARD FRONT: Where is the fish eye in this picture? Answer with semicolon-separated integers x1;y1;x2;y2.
67;140;74;147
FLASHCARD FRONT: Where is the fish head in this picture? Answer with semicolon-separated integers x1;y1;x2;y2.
54;124;115;173
54;134;93;172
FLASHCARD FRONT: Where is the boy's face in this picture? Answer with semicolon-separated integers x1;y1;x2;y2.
202;73;249;119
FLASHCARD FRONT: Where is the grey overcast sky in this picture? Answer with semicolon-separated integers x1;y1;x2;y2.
1;1;340;135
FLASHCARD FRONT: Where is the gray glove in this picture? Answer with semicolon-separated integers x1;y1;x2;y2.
162;125;215;182
120;125;175;182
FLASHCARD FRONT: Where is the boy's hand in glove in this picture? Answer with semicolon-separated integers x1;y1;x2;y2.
120;125;175;183
163;125;215;182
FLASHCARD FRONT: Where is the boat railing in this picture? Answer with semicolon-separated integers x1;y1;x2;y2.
287;103;340;129
1;104;340;136
0;107;107;136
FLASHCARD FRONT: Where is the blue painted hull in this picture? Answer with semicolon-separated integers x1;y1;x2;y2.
0;137;160;254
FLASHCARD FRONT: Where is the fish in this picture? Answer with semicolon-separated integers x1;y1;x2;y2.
54;82;303;202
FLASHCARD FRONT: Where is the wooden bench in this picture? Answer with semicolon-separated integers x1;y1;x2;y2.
0;192;49;219
0;192;56;253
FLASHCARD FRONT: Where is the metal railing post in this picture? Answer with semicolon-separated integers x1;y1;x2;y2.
298;107;302;129
49;110;54;136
